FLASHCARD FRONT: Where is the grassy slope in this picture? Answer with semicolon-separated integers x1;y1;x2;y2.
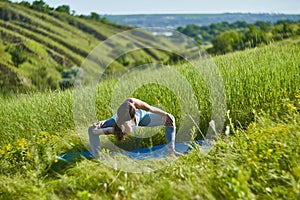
215;39;300;126
0;38;299;199
0;1;169;94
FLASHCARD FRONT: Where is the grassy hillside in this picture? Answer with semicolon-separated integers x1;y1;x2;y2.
0;1;171;95
0;38;299;199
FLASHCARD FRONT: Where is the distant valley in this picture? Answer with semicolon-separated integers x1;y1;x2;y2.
106;13;300;30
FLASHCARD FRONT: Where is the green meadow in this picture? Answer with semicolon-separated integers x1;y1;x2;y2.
0;38;299;199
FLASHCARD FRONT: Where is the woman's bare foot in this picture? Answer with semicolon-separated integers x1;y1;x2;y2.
167;148;184;156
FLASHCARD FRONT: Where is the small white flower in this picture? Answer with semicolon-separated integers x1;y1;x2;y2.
118;186;125;191
225;125;230;135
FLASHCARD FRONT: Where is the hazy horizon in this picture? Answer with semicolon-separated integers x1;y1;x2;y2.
100;12;300;16
11;0;300;15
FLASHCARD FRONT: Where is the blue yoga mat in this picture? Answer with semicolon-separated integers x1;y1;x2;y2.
56;140;212;163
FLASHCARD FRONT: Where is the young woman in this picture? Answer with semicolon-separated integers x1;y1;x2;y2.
88;98;182;157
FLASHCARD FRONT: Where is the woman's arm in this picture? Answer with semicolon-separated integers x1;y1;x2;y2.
129;98;168;116
129;98;174;126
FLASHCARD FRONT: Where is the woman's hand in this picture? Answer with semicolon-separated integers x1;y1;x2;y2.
93;121;105;129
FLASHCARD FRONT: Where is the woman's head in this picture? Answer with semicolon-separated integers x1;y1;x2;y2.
113;101;136;140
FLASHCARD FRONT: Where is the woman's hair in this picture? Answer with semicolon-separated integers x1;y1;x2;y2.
113;125;125;141
113;101;136;141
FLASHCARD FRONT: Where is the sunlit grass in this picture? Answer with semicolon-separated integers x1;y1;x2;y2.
0;40;299;199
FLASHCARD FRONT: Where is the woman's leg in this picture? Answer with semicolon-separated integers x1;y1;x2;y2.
88;118;115;157
138;113;176;150
88;126;101;157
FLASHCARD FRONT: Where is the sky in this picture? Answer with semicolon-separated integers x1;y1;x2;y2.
12;0;300;15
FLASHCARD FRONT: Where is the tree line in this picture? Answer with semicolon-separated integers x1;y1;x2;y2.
3;0;108;23
177;20;300;54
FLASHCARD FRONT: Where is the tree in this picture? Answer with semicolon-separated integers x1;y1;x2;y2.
231;21;249;29
282;21;295;38
210;31;242;54
100;17;108;24
243;25;269;48
297;23;300;36
31;0;51;12
90;12;100;21
18;1;31;8
177;24;202;40
255;21;272;32
55;5;70;14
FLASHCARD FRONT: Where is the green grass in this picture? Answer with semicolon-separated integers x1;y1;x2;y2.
0;40;299;199
216;40;300;126
0;113;299;199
